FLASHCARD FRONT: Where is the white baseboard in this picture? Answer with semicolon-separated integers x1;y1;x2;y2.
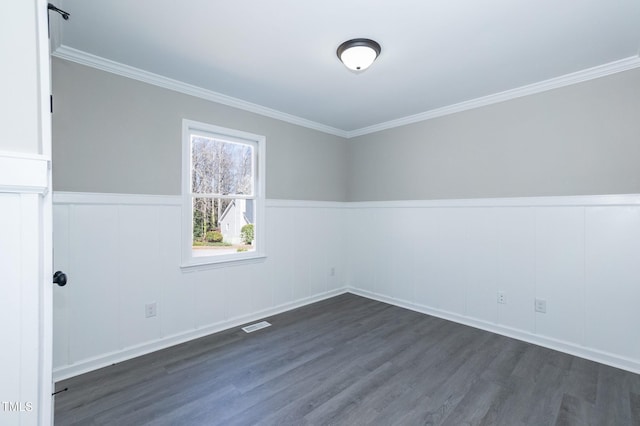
348;287;640;375
53;287;349;381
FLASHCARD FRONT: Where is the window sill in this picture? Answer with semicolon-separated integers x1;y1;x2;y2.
180;253;267;272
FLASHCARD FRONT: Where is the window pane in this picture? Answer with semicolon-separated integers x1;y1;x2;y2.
191;136;254;196
192;197;256;257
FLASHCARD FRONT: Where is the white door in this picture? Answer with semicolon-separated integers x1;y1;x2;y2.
0;1;54;424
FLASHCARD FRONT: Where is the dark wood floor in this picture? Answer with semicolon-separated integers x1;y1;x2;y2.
54;293;640;425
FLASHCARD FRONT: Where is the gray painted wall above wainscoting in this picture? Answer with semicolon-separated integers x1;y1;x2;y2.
53;57;640;202
347;68;640;201
52;58;349;201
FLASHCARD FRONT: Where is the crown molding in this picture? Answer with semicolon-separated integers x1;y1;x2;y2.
52;46;640;140
52;45;350;138
346;55;640;138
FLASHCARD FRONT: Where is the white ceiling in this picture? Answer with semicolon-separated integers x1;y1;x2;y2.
52;0;640;135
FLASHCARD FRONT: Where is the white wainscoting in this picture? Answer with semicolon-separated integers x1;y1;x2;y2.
0;192;43;423
0;152;51;425
346;195;640;374
52;193;347;380
54;193;640;379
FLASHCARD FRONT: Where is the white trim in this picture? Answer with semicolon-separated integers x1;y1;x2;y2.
0;150;49;161
347;56;640;137
347;194;640;209
52;45;349;138
52;46;640;139
0;153;49;194
266;199;347;209
53;287;349;381
36;1;54;423
53;191;181;205
53;192;640;208
52;193;353;208
180;254;267;271
348;287;640;375
52;192;640;209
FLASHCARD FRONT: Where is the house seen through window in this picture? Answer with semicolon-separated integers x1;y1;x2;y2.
182;120;265;266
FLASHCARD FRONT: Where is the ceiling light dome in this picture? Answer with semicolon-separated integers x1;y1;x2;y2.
337;38;381;72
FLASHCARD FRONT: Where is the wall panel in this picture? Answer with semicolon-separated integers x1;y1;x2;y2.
495;208;535;332
158;206;194;337
52;204;71;367
0;195;24;404
464;208;499;323
68;205;120;363
534;207;584;343
118;205;163;348
585;206;640;361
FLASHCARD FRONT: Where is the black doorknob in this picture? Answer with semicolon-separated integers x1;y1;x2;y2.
53;271;67;287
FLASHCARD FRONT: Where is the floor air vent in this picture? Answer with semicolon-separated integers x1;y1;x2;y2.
242;321;271;333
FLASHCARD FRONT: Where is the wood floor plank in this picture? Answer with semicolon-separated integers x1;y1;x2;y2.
390;331;499;425
594;365;636;425
554;393;595;426
440;379;504;426
54;293;640;426
560;357;599;405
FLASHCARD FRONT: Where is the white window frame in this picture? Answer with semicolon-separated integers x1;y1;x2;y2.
181;119;266;268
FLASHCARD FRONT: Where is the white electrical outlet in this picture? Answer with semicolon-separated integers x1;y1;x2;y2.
497;291;506;304
145;302;157;318
330;267;336;276
535;298;547;313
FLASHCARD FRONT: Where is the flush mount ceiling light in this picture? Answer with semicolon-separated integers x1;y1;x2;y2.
337;38;381;72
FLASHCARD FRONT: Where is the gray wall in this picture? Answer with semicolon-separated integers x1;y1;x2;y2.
52;58;348;201
347;68;640;201
53;58;640;202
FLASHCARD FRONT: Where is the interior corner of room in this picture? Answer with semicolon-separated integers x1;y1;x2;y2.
4;1;640;424
50;55;640;379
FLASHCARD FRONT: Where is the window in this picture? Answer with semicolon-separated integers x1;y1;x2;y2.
182;120;265;267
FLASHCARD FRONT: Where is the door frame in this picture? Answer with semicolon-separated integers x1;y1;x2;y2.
37;0;54;423
0;1;52;424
